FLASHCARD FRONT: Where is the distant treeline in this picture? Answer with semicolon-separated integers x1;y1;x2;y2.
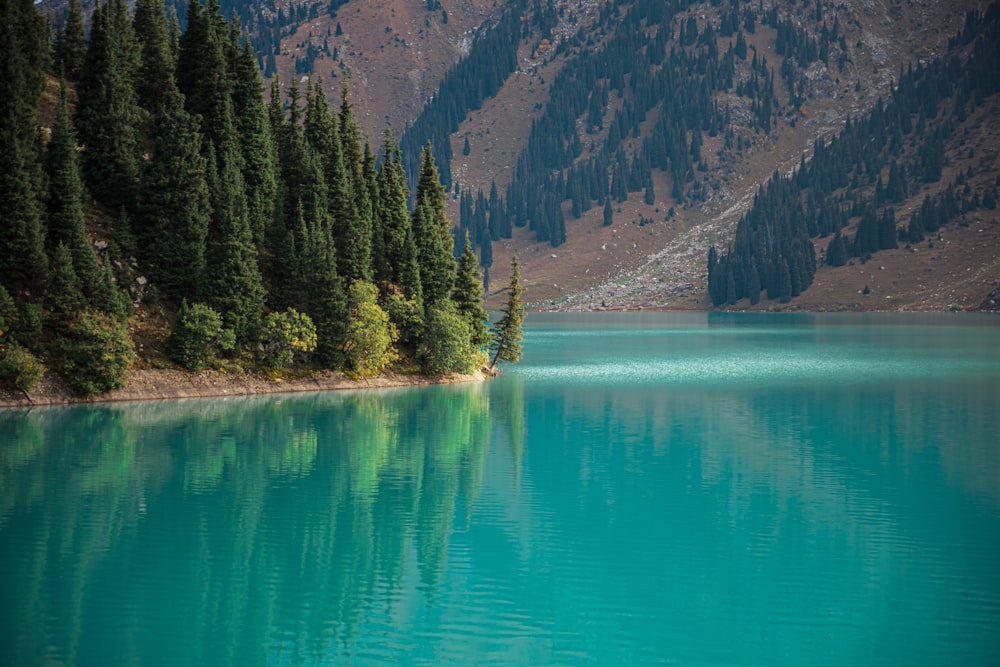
707;4;1000;306
407;0;806;258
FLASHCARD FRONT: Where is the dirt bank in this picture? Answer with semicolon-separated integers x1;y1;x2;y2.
0;368;486;409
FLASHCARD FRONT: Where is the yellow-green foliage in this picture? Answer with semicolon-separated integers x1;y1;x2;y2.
421;302;476;375
0;341;45;394
56;309;134;394
259;308;318;369
168;301;235;370
343;280;398;378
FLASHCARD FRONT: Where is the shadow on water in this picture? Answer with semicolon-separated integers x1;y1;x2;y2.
0;382;526;666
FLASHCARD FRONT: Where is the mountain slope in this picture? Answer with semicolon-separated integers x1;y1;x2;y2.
41;0;998;310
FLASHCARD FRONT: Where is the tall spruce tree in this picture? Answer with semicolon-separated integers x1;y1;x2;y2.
489;256;525;370
45;80;101;302
301;207;347;368
133;0;175;114
0;0;50;297
336;80;374;281
230;38;278;247
305;79;368;281
76;0;143;212
412;143;455;306
57;0;87;81
176;0;231;149
45;242;86;326
137;86;211;297
453;231;491;349
375;130;414;289
202;103;266;344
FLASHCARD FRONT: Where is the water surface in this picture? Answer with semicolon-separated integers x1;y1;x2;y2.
1;312;998;665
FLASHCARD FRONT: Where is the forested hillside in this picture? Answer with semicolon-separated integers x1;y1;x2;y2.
706;5;1000;307
0;0;494;396
27;0;1000;313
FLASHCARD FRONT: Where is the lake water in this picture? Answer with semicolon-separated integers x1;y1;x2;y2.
1;313;999;666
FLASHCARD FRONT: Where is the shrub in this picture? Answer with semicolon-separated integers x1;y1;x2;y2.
168;301;235;370
420;302;476;374
343;281;397;378
57;308;134;394
382;286;423;353
0;342;45;394
258;308;317;369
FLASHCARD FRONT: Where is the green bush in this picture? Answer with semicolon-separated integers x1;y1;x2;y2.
0;342;45;394
420;302;476;375
168;301;235;370
343;281;398;378
382;287;424;353
57;308;134;394
258;308;317;369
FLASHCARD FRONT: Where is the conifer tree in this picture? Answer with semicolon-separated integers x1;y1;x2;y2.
301;210;346;368
46;80;101;302
0;0;49;297
230;38;277;247
453;231;491;349
46;242;86;326
412;143;455;306
133;0;175;114
138;86;211;297
94;259;130;320
489;256;525;370
76;0;143;212
202;104;266;344
272;81;332;308
305;79;369;281
336;80;374;281
57;0;88;81
176;0;231;148
375;130;414;288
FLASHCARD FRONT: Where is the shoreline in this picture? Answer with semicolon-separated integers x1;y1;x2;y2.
0;368;487;410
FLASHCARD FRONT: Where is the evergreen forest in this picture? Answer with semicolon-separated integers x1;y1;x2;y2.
0;0;499;396
707;4;1000;306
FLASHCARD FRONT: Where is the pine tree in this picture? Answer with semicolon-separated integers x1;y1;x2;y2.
489;256;525;370
46;242;86;326
0;0;50;297
57;0;87;81
176;0;231;148
45;80;101;302
305;79;369;281
137;86;211;297
94;259;130;320
76;0;143;212
133;0;175;114
337;80;374;281
202;103;266;344
301;211;347;368
412;143;455;306
453;231;491;349
375;130;414;288
272;81;332;309
230;38;277;247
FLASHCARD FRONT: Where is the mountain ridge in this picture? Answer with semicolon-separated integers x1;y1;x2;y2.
39;0;999;311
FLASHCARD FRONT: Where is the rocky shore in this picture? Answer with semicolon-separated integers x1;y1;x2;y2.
0;368;486;409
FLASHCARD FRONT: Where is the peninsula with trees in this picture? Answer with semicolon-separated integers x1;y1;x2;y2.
0;0;522;405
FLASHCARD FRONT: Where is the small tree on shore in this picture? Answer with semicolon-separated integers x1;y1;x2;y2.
489;256;525;371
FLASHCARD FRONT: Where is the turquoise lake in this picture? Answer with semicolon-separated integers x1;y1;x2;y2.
1;312;999;666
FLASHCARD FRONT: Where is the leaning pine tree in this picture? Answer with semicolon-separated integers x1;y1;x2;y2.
488;256;525;371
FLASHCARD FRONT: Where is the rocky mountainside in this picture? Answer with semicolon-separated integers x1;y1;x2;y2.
42;0;997;311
